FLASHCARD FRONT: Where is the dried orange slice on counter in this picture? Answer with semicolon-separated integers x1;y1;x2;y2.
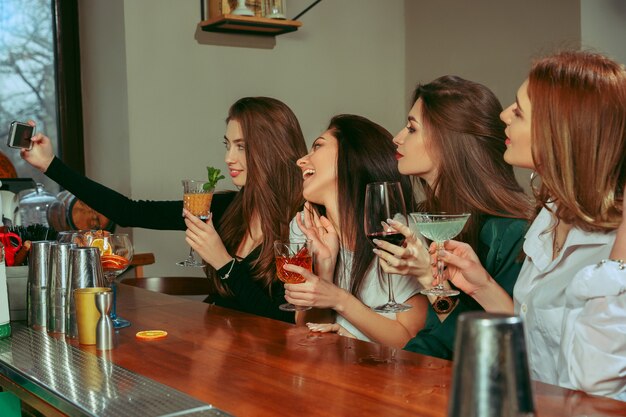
136;330;168;341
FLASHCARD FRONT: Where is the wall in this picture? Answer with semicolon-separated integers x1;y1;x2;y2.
79;0;406;276
404;0;581;191
77;0;623;278
581;0;626;64
79;0;130;202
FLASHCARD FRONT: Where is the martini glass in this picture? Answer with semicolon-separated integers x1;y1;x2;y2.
410;213;470;297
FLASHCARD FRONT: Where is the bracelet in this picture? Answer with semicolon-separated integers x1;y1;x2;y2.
596;259;625;270
219;258;237;280
432;296;458;314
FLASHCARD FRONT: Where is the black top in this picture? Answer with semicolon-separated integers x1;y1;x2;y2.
45;157;294;322
213;249;294;322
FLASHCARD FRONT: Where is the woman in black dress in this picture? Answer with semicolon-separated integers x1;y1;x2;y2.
21;97;308;322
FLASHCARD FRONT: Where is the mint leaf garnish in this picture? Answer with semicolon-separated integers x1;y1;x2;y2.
204;166;225;191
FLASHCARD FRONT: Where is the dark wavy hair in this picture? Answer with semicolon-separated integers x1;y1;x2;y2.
207;97;307;296
312;114;413;296
411;75;532;249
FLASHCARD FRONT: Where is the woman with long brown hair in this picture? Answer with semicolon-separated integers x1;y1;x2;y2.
22;97;307;322
433;52;626;400
282;115;425;348
185;97;307;319
373;75;533;359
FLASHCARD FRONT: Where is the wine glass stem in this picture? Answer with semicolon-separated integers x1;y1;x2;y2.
436;241;445;290
379;257;397;305
110;281;118;320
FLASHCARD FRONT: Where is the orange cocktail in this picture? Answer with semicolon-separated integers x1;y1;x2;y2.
275;249;312;284
183;193;213;220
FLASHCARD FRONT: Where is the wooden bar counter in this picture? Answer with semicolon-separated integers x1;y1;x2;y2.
2;284;626;416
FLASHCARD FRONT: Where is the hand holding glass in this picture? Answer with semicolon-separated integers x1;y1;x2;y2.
410;213;470;297
364;181;412;313
274;239;313;312
178;179;214;267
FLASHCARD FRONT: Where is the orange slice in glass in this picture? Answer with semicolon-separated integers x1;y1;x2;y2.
91;238;113;256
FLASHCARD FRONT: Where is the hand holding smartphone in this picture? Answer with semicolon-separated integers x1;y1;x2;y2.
7;121;35;150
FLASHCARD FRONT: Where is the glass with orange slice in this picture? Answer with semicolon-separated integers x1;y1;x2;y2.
88;233;134;329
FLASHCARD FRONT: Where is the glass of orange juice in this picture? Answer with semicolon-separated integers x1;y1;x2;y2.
177;179;214;267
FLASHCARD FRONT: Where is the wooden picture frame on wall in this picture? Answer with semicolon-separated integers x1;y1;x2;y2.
204;0;265;19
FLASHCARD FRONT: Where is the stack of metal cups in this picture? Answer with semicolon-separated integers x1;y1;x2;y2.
47;242;76;334
27;241;53;331
448;311;535;417
66;247;106;339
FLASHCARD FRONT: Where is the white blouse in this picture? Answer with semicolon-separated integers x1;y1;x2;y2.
334;249;421;342
289;217;421;343
514;207;626;401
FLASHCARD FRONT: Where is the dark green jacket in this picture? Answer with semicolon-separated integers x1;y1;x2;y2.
403;216;527;360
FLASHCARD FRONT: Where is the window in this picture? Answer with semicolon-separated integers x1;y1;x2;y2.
0;0;84;193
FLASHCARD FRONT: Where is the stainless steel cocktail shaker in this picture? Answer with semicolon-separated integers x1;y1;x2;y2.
448;312;535;417
27;241;53;330
66;247;105;339
48;242;75;333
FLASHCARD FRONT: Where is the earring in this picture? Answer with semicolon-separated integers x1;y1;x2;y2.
529;170;540;194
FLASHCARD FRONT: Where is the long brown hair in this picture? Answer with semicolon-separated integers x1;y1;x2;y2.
528;51;626;232
207;97;307;296
413;75;532;249
313;115;413;296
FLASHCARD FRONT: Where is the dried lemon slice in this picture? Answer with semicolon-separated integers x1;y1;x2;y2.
91;238;113;256
136;330;168;341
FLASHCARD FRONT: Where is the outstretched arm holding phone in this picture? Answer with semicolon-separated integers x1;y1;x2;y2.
18;122;233;230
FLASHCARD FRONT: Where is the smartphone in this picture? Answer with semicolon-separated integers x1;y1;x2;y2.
7;121;35;150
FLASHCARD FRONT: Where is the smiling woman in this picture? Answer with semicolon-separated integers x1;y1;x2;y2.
284;114;424;348
21;97;308;323
223;122;247;187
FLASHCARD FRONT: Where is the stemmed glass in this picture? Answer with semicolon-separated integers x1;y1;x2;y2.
364;181;412;313
97;234;134;328
56;230;76;243
177;179;214;267
274;239;313;312
410;212;470;297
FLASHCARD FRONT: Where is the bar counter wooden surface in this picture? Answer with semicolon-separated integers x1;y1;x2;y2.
70;285;626;416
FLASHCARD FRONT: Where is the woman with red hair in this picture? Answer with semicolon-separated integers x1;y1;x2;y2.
437;51;626;400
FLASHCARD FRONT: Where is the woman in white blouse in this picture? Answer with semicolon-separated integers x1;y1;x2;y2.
283;115;425;348
430;51;626;400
